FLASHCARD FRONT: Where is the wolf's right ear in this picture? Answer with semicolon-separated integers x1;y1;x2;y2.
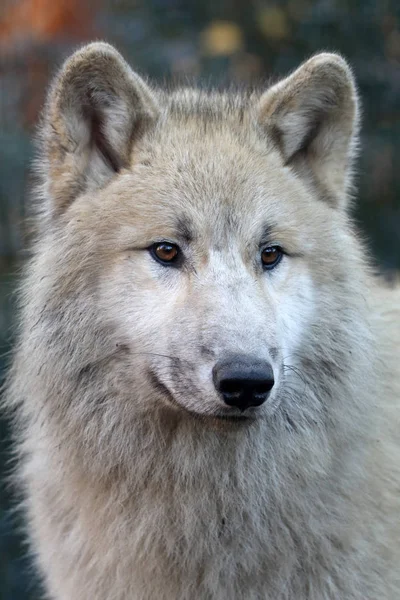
41;43;159;217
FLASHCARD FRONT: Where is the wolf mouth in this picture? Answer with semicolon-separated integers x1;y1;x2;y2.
148;370;254;422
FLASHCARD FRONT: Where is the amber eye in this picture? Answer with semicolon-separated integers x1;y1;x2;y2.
261;246;283;270
150;242;180;266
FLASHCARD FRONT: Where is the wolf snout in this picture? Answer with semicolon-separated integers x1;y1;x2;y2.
212;356;274;411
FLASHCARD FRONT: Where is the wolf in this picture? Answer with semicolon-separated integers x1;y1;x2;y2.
4;42;400;599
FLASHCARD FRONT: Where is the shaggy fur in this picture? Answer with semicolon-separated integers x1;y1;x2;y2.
4;43;400;599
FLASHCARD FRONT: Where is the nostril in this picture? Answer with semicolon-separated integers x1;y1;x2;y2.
219;379;243;398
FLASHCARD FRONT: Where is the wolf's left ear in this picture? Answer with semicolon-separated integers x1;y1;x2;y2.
42;42;159;217
258;53;359;208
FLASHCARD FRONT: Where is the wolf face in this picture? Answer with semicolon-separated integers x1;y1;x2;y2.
24;43;365;433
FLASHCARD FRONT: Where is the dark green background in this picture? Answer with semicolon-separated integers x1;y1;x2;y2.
1;1;399;598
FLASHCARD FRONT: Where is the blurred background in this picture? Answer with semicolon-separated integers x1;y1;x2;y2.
0;0;399;598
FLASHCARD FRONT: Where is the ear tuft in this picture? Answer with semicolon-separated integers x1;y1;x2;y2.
42;42;159;216
258;53;359;207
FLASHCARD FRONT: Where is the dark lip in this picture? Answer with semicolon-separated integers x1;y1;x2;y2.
149;370;256;423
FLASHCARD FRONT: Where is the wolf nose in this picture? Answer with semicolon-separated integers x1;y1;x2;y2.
213;356;274;411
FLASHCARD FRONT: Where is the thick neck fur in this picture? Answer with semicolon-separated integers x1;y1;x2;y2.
26;391;381;600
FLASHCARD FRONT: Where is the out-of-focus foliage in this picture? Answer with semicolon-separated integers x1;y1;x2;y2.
0;1;399;598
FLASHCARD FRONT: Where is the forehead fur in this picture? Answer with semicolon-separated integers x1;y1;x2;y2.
70;111;332;264
136;87;274;168
162;87;258;122
120;91;321;232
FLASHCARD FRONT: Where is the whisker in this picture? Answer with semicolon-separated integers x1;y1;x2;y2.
282;363;308;397
282;364;306;383
126;351;191;365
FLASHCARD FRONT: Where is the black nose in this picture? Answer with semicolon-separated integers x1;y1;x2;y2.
213;356;274;411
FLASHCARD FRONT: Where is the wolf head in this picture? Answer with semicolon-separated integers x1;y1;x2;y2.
14;44;372;468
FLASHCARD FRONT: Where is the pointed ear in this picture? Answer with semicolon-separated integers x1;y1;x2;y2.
41;42;159;216
258;53;359;208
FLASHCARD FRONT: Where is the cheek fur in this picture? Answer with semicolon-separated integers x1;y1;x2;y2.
267;266;315;360
99;256;189;342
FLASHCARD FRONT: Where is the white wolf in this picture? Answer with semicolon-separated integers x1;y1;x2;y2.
5;43;400;599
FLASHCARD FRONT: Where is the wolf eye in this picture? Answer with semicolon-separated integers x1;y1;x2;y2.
150;242;180;266
261;246;283;270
